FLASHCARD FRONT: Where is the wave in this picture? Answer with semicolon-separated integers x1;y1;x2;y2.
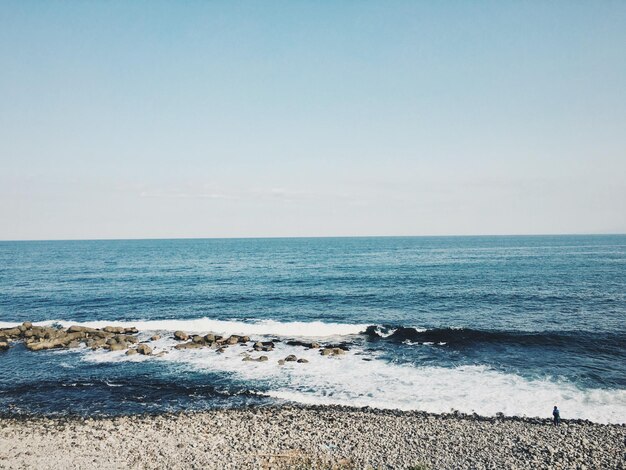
0;318;367;338
81;338;626;424
364;326;626;354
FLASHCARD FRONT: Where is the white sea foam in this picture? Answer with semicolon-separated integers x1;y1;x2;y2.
0;318;367;338
81;335;626;424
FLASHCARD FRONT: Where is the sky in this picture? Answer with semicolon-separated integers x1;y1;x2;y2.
1;1;625;240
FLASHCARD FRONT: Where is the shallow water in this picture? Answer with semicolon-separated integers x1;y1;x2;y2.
1;236;624;422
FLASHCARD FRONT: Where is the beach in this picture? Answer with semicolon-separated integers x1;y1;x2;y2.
1;405;623;469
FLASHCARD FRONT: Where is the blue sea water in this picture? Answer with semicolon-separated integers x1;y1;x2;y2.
0;235;624;422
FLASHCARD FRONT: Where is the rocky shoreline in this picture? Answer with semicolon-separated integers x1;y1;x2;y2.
2;323;625;468
0;322;346;362
0;405;623;469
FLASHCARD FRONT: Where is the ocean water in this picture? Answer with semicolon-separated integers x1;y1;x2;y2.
0;236;624;423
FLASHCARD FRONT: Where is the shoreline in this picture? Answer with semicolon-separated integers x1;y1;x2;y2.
0;403;616;426
1;404;623;469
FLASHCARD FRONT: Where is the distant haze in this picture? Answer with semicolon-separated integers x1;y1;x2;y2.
1;1;625;240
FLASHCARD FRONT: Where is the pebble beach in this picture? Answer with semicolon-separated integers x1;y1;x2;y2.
1;405;624;469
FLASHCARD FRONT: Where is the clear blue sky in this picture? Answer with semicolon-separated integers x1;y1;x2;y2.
1;1;625;239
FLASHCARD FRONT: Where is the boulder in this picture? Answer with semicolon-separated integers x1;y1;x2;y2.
309;342;321;349
204;333;216;342
136;344;152;355
277;359;285;365
22;322;33;329
151;335;161;341
332;348;345;355
67;325;100;334
297;358;309;363
103;326;125;334
126;349;138;356
174;342;203;350
258;355;268;362
0;341;9;351
124;327;139;334
321;348;333;356
174;331;189;341
240;336;250;343
67;340;80;349
227;335;239;345
0;328;21;337
285;355;297;362
87;338;107;349
192;335;204;344
109;342;127;351
25;331;85;351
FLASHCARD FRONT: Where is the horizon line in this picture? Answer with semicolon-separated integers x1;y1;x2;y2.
1;232;625;243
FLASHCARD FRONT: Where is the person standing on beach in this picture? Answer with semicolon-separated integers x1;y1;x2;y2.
552;406;560;426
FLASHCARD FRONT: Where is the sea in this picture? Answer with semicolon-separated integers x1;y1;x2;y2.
0;236;624;423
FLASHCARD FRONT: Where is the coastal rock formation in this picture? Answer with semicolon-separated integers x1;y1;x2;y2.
1;322;352;371
0;323;142;353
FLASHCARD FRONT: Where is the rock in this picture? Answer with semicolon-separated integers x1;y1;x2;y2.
67;325;99;334
285;355;297;362
67;341;80;349
124;327;139;334
204;333;216;342
109;342;127;351
240;336;250;343
174;342;203;350
278;359;285;365
136;344;152;355
310;342;321;349
258;356;268;362
0;328;21;337
216;347;227;353
297;358;309;363
87;338;106;349
332;348;345;355
106;338;117;346
126;349;138;356
25;331;86;351
22;322;33;329
192;335;204;344
0;341;9;351
103;326;125;334
227;335;239;345
321;348;333;356
242;356;253;362
174;331;189;341
151;335;161;341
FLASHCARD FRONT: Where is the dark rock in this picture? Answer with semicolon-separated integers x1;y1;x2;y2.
136;344;152;355
174;331;189;341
